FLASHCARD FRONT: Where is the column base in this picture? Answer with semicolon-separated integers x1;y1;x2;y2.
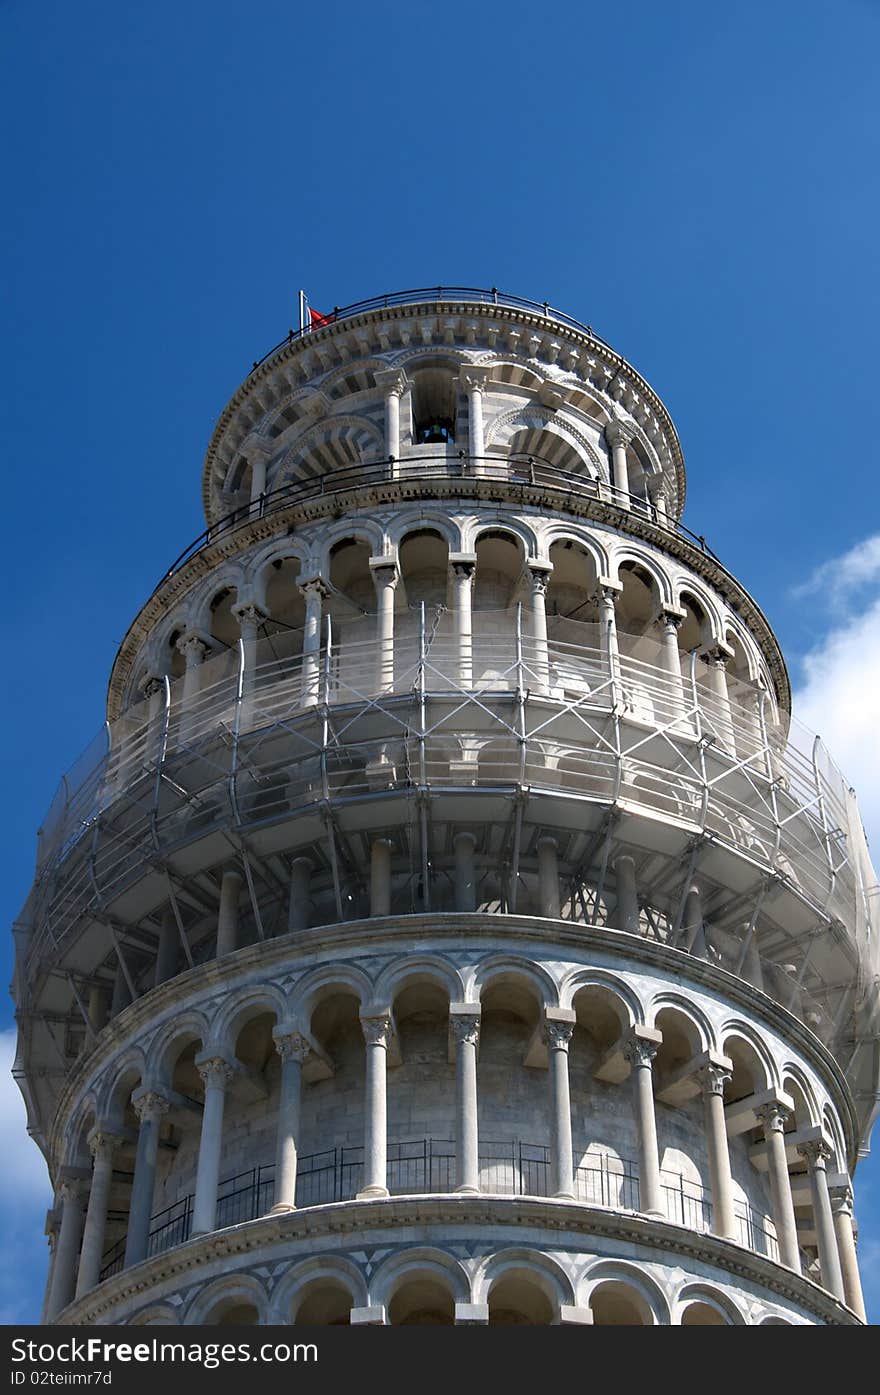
643;1208;667;1220
269;1202;297;1215
454;1185;481;1196
552;1191;576;1201
356;1185;390;1200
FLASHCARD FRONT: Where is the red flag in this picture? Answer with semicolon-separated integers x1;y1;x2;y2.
308;306;334;328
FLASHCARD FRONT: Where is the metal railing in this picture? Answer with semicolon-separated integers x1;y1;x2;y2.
155;452;714;599
97;1143;781;1283
245;286;619;376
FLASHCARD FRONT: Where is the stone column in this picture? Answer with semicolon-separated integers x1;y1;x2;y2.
216;866;243;957
449;557;476;688
233;602;268;729
271;1030;311;1213
754;1102;800;1273
798;1140;845;1301
450;1006;481;1194
299;578;326;708
40;1217;59;1325
544;1011;576;1199
87;982;109;1034
829;1183;866;1321
376;369;408;462
624;1030;664;1217
177;633;208;744
681;881;707;957
46;1180;85;1320
141;674;166;726
461;366;490;462
704;647;736;755
192;1056;234;1236
605;420;634;507
597;582;622;700
75;1131;121;1298
370;560;399;695
453;831;477;912
527;562;552;694
154;906;178;988
656;611;686;722
614;854;639;934
288;856;313;932
536;836;561;918
358;1012;393;1198
647;477;668;522
110;958;132;1017
125;1090;170;1268
700;1063;736;1240
370;838;393;917
248;453;267;507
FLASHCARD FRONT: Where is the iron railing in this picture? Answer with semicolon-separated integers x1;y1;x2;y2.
156;453;714;599
97;1142;781;1283
245;286;619;376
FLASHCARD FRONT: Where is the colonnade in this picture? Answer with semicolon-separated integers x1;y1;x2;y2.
45;997;866;1322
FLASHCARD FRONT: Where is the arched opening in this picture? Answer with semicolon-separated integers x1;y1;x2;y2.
473;531;524;612
208;1299;260;1326
409;365;457;446
477;973;544;1193
399;530;449;609
208;586;239;651
487;1270;555;1325
590;1279;653;1325
293;1281;353;1325
506;424;591;477
546;540;601;693
388;978;452;1186
388;1276;456;1325
680;1300;727;1326
570;986;636;1207
653;1008;707;1226
302;990;364;1203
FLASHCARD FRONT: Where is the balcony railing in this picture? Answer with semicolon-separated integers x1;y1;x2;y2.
158;453;714;600
97;1142;782;1284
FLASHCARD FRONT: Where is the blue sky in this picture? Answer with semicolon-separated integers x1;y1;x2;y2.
1;0;879;1323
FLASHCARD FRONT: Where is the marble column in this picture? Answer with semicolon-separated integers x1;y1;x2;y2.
45;1180;85;1320
125;1090;170;1268
192;1056;234;1236
798;1140;845;1302
177;633;208;744
233;602;268;729
829;1183;866;1321
376;369;408;463
216;867;243;957
537;836;561;918
544;1013;576;1199
271;1030;311;1213
450;1007;481;1194
754;1101;800;1273
597;583;622;700
154;906;178;987
299;579;326;708
453;831;477;912
370;560;399;695
527;562;552;694
288;856;313;932
605;420;634;507
461;366;490;462
624;1031;664;1217
704;647;736;755
614;854;639;934
656;611;686;721
358;1012;393;1198
370;838;393;917
87;981;110;1034
248;453;267;507
449;558;476;688
75;1130;121;1298
700;1063;736;1239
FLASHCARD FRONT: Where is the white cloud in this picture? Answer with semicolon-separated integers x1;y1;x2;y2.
792;533;880;610
793;593;880;851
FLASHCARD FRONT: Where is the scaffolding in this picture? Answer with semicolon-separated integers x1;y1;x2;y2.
19;605;880;1142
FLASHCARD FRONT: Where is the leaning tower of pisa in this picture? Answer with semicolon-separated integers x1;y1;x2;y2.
14;287;879;1327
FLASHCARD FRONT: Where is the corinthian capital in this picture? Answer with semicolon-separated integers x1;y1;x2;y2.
604;419;635;449
698;1063;731;1097
361;1012;393;1048
375;368;409;398
797;1138;833;1169
623;1033;659;1069
450;1013;481;1049
196;1056;234;1090
754;1101;790;1135
274;1031;311;1065
132;1089;171;1125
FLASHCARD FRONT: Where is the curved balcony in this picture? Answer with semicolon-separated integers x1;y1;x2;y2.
97;1144;789;1286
